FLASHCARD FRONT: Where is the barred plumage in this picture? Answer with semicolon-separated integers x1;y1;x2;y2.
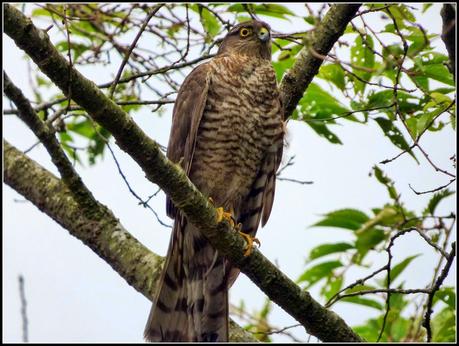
144;20;284;342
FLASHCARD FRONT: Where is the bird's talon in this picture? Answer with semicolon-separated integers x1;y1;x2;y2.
215;207;235;228
239;231;260;257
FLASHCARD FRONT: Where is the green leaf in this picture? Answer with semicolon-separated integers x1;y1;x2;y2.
367;90;420;115
298;83;353;144
373;167;398;201
300;83;350;116
355;206;404;236
32;7;54;17
59;131;73;143
355;228;386;260
430;87;456;95
423;189;455;216
61;142;82;165
317;63;346;91
353;318;381;342
416;107;450;137
309;242;354;260
67;119;95;139
385;255;421;284
386;5;416;29
273;44;302;80
390;316;410;341
388;291;408;311
367;90;395;109
311;209;369;231
413;52;455;86
350;34;375;94
304;121;342;144
433;287;455;309
374;117;418;162
191;4;221;41
405;116;419;138
423;64;455;86
297;261;343;288
432;307;456;342
416;52;449;66
405;26;431;56
323;276;343;301
340;296;383;310
304;15;316;25
422;4;433;12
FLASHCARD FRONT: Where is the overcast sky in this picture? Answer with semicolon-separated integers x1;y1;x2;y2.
3;3;456;342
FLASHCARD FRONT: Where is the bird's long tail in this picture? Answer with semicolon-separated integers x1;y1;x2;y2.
144;215;229;342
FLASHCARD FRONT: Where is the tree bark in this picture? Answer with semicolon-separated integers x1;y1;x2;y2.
4;3;363;342
440;4;456;77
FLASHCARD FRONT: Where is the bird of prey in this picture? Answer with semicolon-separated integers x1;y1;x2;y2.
144;20;284;342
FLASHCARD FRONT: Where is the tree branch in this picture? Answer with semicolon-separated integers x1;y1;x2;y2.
3;141;256;342
440;4;455;76
4;4;362;341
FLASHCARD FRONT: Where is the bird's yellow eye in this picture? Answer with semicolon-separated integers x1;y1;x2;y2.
239;28;251;37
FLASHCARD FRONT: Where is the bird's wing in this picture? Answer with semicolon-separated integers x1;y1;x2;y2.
166;62;211;218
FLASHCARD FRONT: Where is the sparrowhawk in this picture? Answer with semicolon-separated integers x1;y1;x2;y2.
144;20;284;342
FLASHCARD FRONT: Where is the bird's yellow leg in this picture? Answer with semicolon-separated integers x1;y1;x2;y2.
235;223;260;257
209;197;259;256
210;197;235;228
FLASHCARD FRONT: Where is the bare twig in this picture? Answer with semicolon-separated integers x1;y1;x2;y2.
378;228;400;341
408;179;456;195
63;5;73;114
109;5;163;98
277;177;313;185
18;275;29;343
326;265;387;308
105;140;172;229
83;115;172;229
422;242;456;341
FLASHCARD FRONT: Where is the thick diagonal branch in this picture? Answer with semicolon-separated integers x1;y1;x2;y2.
4;4;362;341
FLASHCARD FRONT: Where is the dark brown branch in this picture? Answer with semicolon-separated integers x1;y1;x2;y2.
3;72;96;210
440;4;456;76
4;99;175;115
408;179;456;195
423;242;456;342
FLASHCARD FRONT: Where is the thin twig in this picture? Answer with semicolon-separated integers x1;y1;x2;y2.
18;275;29;343
422;242;456;342
408;179;456;195
277;177;313;185
82;115;172;229
109;4;163;98
63;5;73;114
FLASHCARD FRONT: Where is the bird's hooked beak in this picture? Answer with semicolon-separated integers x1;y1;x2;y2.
258;27;270;43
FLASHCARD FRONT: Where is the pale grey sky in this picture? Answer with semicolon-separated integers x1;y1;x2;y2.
3;3;456;342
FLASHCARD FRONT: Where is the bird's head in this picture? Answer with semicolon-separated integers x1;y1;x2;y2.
217;20;272;60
